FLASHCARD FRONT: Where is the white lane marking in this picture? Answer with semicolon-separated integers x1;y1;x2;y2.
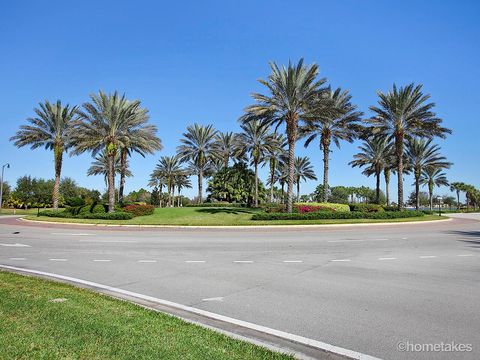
378;257;397;260
331;259;351;262
328;239;388;243
185;260;206;263
402;237;408;240
51;233;94;236
202;297;224;302
457;254;474;257
283;260;303;263
9;258;26;260
49;258;67;261
79;240;136;243
234;260;254;263
138;260;157;263
0;265;382;360
419;256;437;259
0;243;31;247
93;259;111;262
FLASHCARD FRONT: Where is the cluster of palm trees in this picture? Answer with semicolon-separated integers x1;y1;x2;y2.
11;92;162;212
449;182;480;211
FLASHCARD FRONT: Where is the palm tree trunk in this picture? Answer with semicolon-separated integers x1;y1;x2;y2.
322;140;330;203
198;168;203;204
297;178;300;202
429;185;434;211
254;160;259;207
375;171;381;204
53;145;63;210
281;182;285;204
119;148;127;204
107;152;115;213
396;134;404;210
384;168;390;206
415;171;420;210
286;140;296;213
456;190;460;210
269;160;275;203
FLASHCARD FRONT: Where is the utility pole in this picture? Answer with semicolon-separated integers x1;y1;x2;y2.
0;163;11;213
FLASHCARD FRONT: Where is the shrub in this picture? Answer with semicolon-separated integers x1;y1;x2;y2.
382;205;399;212
262;204;287;213
349;204;384;212
185;202;244;208
294;204;337;213
91;204;106;214
294;202;350;212
123;204;155;216
38;210;134;220
64;197;85;207
37;210;70;218
252;210;424;221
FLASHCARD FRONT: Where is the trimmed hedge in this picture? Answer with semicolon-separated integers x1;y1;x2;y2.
38;210;133;220
123;204;155;216
294;202;350;212
252;210;425;221
349;204;384;212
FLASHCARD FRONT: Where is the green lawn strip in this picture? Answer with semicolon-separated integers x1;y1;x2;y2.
0;208;51;216
0;271;293;360
25;207;443;226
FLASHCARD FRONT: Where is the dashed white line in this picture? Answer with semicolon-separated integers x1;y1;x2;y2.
234;260;254;263
9;257;26;260
185;260;206;263
402;237;408;240
378;257;397;261
419;256;437;259
0;243;31;247
457;254;474;257
138;260;157;263
79;240;136;243
283;260;303;263
51;233;94;236
49;258;67;261
331;259;351;262
93;259;111;262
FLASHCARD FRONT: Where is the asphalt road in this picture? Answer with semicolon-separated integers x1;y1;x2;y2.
1;215;479;360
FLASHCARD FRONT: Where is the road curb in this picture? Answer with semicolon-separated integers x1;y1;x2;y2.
19;216;451;229
0;265;381;360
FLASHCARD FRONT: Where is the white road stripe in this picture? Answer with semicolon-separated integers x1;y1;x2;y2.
79;240;136;243
419;256;437;259
331;259;351;262
49;258;67;261
378;257;397;260
93;259;111;262
402;237;408;240
202;297;224;302
234;260;254;263
457;254;474;257
9;257;26;260
51;233;94;236
138;260;157;263
328;239;389;243
283;260;303;263
185;260;206;263
0;243;31;247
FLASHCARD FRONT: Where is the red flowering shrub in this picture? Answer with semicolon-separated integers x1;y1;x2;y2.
294;205;336;213
123;204;155;217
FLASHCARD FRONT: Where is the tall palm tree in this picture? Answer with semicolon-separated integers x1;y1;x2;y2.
118;105;162;203
369;83;451;210
177;123;217;203
419;166;449;210
10;100;77;210
71;91;141;212
148;174;165;207
263;133;287;203
405;138;451;210
302;88;363;202
242;59;328;213
87;149;130;186
349;137;390;204
294;156;317;200
212;131;242;168
174;174;192;207
151;155;182;207
449;182;465;210
238;120;273;207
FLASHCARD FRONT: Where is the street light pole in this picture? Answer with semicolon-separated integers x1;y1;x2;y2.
0;163;10;213
436;196;443;217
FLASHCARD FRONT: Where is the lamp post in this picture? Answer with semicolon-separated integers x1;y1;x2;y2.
436;196;443;217
0;163;10;213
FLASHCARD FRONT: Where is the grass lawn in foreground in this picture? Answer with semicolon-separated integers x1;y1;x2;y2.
0;208;51;216
0;271;293;360
25;206;444;226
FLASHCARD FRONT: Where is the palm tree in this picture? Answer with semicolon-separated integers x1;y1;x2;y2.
174;174;192;207
238;120;273;207
449;182;465;210
263;133;287;203
148;174;165;207
151;155;182;207
10;100;77;210
71;91;141;212
350;137;391;204
405;138;451;210
302;88;363;202
212;132;242;168
369;83;451;210
87;149;131;186
419;166;449;210
118;105;162;203
294;156;317;200
177;124;217;203
242;59;328;213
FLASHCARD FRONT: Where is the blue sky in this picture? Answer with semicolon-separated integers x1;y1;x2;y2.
1;0;479;201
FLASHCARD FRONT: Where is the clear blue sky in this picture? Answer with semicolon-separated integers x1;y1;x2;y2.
1;0;479;201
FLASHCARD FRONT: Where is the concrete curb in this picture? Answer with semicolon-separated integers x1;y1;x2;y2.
19;216;451;229
0;265;381;360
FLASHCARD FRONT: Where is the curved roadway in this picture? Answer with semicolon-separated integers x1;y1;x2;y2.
1;215;479;360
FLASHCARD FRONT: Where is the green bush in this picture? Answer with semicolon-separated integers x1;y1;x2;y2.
38;210;134;220
91;204;107;214
349;204;384;212
263;204;287;213
185;202;244;208
294;202;350;212
382;205;399;212
252;210;424;221
37;210;70;218
123;204;155;216
64;197;85;207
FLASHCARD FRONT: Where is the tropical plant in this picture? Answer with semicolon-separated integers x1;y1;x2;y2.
238;120;273;206
174;174;192;206
405;138;451;210
263;133;287;203
212;131;242;168
449;182;465;210
242;59;329;212
87;149;130;187
177;123;217;203
151;155;183;207
350;137;391;204
10;100;77;210
419;166;449;210
369;83;451;209
302;88;363;202
71;91;143;212
294;156;317;200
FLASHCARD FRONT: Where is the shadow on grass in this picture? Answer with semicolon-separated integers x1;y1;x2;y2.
195;208;256;215
445;230;480;248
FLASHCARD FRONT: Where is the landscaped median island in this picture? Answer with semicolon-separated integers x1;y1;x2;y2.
0;271;293;360
24;202;444;226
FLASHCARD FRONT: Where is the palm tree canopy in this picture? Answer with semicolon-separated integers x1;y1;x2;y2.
87;150;130;178
294;156;317;184
419;166;449;188
405;138;452;175
151;155;184;184
349;137;391;177
177;123;217;167
237;120;273;165
211;131;243;166
10;100;77;150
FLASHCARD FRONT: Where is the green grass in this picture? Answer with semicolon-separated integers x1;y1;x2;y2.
0;208;51;215
25;206;444;226
0;271;293;360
